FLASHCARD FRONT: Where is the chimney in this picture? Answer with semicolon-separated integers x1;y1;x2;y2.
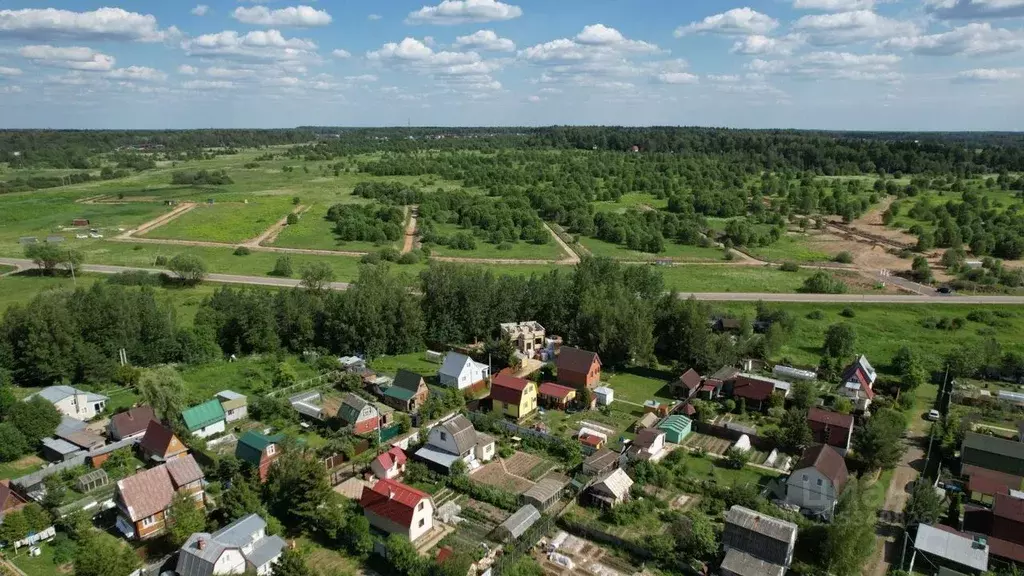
197;538;206;550
389;488;396;500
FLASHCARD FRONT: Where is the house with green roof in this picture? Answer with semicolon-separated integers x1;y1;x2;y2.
235;431;284;482
381;370;429;412
657;415;692;444
181;399;226;439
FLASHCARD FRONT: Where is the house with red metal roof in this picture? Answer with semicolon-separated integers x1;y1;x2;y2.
669;368;702;399
489;372;537;422
360;478;435;543
537;382;577;410
139;421;188;463
729;374;789;412
807;408;855;455
371;446;408;481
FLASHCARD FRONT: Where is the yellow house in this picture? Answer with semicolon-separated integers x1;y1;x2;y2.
490;373;538;421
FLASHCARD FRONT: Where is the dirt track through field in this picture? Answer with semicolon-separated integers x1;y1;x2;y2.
118;202;197;238
249;204;308;247
866;428;926;576
401;206;418;254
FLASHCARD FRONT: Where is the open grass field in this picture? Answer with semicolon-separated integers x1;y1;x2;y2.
180;355;318;403
427;222;567;260
591;193;669;214
603;368;675;405
142;197;295;243
271;203;398;253
658;264;826;293
580;235;725;262
744;232;832;263
0;454;44;481
716;301;1024;371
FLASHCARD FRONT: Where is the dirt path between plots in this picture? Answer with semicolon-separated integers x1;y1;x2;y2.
545;222;581;264
118;202;197;239
402;206;418;254
248;204;308;247
866;430;926;576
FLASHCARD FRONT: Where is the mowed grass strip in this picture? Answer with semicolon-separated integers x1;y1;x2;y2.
272;204;400;252
143;197;294;244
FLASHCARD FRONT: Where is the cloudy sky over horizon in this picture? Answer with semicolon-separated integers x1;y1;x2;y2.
0;0;1022;130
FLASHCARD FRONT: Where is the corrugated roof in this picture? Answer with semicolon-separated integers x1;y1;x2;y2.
677;369;702;391
167;454;205;487
807;408;853;430
637;412;659;429
658;415;692;433
42;437;82;456
994;493;1024;523
963;432;1024;462
556;347;600;374
29;385;108;405
213;513;266;547
384;386;416;401
634;428;664;449
914;524;989;571
176;532;222;576
177;514;283;576
725;506;798;544
538;382;576;399
523;476;569;504
110;406;156;439
235;431;283;467
374;446;407;472
439;352;473;379
583;449;618;472
117;465;176;522
182;399;226;432
592;468;633;499
441;415;478;455
720;549;786;576
499;504;541;539
139;421;184;460
732;376;777;402
393;369;425;393
216;390;247;411
246;535;285;569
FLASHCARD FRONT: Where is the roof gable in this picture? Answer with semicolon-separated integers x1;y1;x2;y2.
139;421;186;459
556;347;600;374
117;465;176;521
166;454;205;487
439;352;473;378
110;406;156;438
236;431;283;466
593;468;633;498
182;399;226;432
393;369;426;393
678;369;702;391
360;478;429;527
490;373;533;405
732;376;775;401
793;444;848;491
440;415;478;454
538;382;576;399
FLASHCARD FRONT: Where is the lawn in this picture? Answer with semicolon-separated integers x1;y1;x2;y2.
674;451;780;486
369;351;443;378
143;197;295;244
180;355;318;402
0;272;97;312
297;536;362;576
715;302;1024;371
0;454;44;481
603;368;676;405
744;232;832;263
658;264;822;293
427;223;567;261
580;235;725;262
8;538;69;576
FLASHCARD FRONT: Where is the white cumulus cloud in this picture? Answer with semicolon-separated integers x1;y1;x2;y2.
178;65;198;75
575;24;661;53
793;10;919;45
656;72;699;84
954;67;1022;82
332;49;352;59
731;35;801;55
233;5;332;27
794;0;877;9
107;66;167;82
192;5;210;17
0;7;174;43
881;23;1024;57
406;0;523;25
925;0;1024;20
454;30;515;52
674;8;779;37
0;66;22;76
182;29;318;61
19;45;115;71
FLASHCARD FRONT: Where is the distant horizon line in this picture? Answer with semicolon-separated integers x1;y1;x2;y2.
1;125;1023;134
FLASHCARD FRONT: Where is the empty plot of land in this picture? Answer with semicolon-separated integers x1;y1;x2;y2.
503;451;557;481
142;198;294;244
473;460;535;494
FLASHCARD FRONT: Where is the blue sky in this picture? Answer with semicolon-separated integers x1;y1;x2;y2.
0;0;1022;130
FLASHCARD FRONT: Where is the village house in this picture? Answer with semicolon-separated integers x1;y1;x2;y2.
489;372;538;422
115;454;206;540
839;355;877;411
728;374;790;412
961;432;1024;478
339;393;380;435
537;382;576;410
627;428;667;462
582;448;620;476
578;427;607;451
721;505;798;576
657;415;693;444
216;390;248;423
414;414;495;473
556;347;602;390
139;421;188;463
235;431;283;482
807;408;855;455
438;352;490;391
785;444;849;519
108;406;156;441
360;478;435;543
175;514;286;576
584;468;633;509
668;368;702;399
27;385;108;421
182;399;227;439
910;524;990;575
371;446;408;480
500;321;546;359
382;370;429;412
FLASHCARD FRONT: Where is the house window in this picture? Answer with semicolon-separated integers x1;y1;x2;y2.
816;478;823;486
801;474;807;482
439;431;447;442
266;444;276;456
141;515;158;528
419;519;425;528
417;502;424;511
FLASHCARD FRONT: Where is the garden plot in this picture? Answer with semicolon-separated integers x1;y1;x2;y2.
503;451;558;481
682;432;733;455
536;532;638;576
473;459;536;494
444;494;506;551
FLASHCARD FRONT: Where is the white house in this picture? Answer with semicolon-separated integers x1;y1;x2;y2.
839;355;877;411
627;428;667;462
370;446;407;480
216;390;248;423
175;514;285;576
27;386;108;421
438;352;489;390
414;414;495;472
785;444;849;519
360;478;435;543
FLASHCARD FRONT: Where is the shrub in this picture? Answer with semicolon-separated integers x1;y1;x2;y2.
799;271;848;294
779;262;801;272
233;246;251;256
840;307;856;318
398;252;420;265
271;256;293;277
379;247;401;262
833;251;854;264
807;310;825;320
497;242;514;252
286;213;298;225
449;232;477;251
723;249;735;261
107;271;161;286
154;255;168;266
360;252;382;264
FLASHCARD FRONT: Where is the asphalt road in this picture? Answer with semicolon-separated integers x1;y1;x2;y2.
4;257;1024;303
